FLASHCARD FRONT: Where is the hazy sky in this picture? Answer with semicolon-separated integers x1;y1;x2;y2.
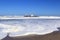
0;0;60;16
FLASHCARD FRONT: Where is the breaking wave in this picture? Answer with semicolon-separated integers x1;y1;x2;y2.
0;19;60;39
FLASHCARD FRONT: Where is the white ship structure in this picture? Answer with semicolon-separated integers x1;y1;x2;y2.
0;14;60;19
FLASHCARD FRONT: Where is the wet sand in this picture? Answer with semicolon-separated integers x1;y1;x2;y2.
2;31;60;40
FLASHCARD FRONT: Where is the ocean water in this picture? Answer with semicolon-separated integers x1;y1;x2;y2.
0;19;60;39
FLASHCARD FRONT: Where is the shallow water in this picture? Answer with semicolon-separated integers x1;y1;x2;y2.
0;19;60;39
